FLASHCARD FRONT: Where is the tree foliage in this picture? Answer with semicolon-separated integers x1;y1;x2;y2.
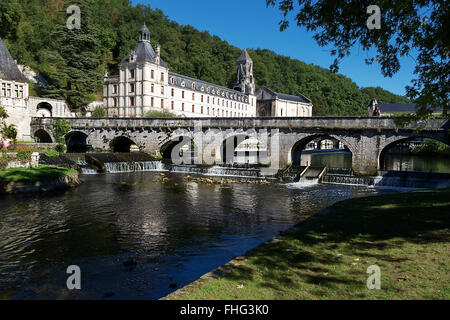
2;0;411;116
266;0;449;119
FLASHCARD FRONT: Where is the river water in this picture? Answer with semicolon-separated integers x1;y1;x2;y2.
0;172;386;300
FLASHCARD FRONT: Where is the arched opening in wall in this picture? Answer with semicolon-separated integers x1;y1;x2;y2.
36;102;53;117
34;129;53;143
379;137;450;173
110;136;137;153
160;136;196;164
291;135;352;169
65;131;89;153
220;135;266;166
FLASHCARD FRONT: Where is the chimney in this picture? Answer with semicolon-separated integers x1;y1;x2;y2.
156;45;161;64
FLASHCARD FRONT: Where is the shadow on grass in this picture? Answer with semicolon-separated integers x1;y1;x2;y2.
208;189;450;295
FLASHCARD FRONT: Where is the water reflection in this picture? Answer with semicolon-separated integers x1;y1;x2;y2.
384;154;450;173
0;172;383;299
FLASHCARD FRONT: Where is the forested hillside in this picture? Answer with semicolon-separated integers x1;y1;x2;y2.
0;0;410;115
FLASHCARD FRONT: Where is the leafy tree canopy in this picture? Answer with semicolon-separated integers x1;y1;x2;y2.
266;0;449;119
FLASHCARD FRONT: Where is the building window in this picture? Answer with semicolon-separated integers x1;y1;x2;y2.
151;97;154;107
192;83;195;89
201;95;204;103
113;97;117;107
182;103;185;111
192;105;195;113
171;77;175;84
161;86;164;95
182;91;185;99
151;70;154;79
130;83;135;93
207;107;209;115
171;88;174;97
201;106;203;114
192;93;195;101
171;101;174;110
151;84;154;93
130;97;135;107
112;85;117;94
161;99;164;108
130;69;135;79
207;97;210;103
161;73;164;81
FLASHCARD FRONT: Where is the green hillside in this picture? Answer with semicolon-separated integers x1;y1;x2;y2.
0;0;410;115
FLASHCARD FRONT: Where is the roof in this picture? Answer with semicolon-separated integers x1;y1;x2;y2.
169;72;250;103
378;104;417;113
120;41;168;68
0;38;29;83
237;49;252;63
256;86;312;104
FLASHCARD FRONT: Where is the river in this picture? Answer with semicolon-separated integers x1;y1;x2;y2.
0;172;387;300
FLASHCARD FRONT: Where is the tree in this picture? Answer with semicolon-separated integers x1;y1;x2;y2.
266;0;449;119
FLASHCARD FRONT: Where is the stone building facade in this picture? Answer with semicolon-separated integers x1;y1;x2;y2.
104;25;311;118
255;86;313;117
0;38;73;142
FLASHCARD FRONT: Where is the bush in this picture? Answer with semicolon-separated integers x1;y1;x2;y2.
144;110;177;118
51;119;71;144
91;107;106;118
55;143;67;154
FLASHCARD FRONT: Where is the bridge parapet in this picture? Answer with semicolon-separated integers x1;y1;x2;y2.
31;117;448;131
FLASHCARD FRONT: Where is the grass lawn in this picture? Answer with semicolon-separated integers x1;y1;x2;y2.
0;165;77;183
168;189;450;300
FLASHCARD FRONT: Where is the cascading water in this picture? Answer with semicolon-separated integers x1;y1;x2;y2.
104;161;167;173
77;160;98;175
171;165;261;178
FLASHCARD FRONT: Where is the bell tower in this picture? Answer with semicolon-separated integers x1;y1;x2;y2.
234;49;255;95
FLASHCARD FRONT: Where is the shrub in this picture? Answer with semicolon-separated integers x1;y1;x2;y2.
55;143;67;154
144;110;177;118
51;119;71;144
91;107;106;118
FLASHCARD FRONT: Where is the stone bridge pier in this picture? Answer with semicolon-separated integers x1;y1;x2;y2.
30;117;449;176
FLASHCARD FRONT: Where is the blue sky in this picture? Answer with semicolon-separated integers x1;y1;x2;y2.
133;0;416;96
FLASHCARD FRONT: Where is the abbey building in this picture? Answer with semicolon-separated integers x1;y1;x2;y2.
103;25;313;118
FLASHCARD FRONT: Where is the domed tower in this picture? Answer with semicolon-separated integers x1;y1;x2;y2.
139;23;150;42
234;49;255;95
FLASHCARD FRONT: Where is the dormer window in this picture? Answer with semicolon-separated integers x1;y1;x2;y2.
130;69;135;79
192;83;195;90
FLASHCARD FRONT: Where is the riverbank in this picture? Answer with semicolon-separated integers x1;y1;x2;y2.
165;189;450;300
0;165;80;195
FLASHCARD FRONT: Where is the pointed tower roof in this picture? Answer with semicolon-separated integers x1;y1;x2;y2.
0;38;28;82
120;25;167;67
237;49;252;63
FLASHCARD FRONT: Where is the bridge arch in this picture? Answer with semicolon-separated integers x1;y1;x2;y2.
289;134;354;168
160;135;196;164
36;102;53;117
379;136;450;172
33;129;54;143
110;136;138;153
65;131;89;153
219;133;264;165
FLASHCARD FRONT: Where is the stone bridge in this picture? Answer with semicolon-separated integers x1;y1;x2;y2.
31;117;449;175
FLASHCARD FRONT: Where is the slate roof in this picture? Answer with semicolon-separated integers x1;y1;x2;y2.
0;38;29;83
237;49;252;63
378;103;443;114
256;86;312;104
169;72;250;103
120;25;167;68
